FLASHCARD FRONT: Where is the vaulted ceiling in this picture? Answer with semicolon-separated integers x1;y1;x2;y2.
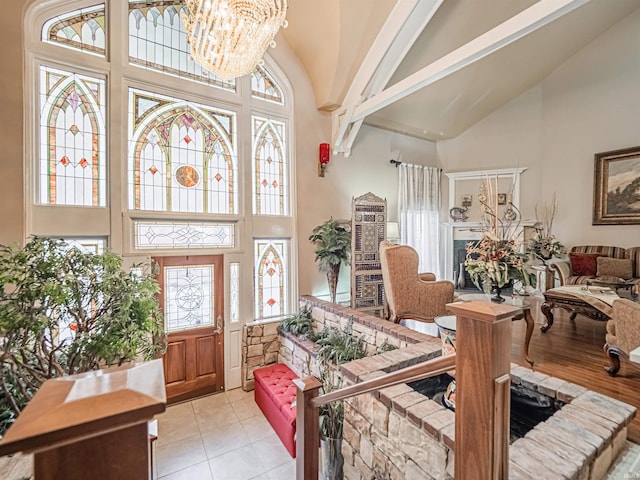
280;0;640;153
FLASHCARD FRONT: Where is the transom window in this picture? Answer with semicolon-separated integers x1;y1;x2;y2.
32;1;296;320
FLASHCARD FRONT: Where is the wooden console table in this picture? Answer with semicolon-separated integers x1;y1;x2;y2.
0;360;166;480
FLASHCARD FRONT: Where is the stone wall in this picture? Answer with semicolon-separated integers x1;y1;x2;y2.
241;320;280;391
241;295;439;390
241;297;636;479
339;353;635;480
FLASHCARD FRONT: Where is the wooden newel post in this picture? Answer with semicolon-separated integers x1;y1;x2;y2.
293;376;322;480
447;301;522;480
0;359;166;480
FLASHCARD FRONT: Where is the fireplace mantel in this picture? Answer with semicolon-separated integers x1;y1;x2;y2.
443;167;529;282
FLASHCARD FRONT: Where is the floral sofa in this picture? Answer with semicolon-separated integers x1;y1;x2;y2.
551;245;640;293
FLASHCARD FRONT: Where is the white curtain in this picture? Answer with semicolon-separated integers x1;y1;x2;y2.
398;164;442;277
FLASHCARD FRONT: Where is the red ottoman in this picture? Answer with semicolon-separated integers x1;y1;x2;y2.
253;363;298;457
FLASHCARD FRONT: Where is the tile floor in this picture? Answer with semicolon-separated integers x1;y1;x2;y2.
154;388;294;480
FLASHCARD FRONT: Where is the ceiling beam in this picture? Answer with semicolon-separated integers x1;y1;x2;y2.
332;0;444;156
350;0;590;125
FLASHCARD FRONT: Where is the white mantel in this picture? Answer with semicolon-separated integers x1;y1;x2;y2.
442;167;530;282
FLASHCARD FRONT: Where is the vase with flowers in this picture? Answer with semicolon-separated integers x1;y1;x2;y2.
526;195;566;264
464;179;532;302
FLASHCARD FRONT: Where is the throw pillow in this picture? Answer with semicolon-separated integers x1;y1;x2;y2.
569;252;603;277
596;257;633;280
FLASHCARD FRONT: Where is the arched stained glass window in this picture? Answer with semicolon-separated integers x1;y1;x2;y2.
42;4;106;56
251;66;284;105
128;89;237;214
39;66;106;206
253;116;287;216
128;2;235;91
255;239;288;318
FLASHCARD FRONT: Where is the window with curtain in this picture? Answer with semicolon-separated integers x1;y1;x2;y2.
398;164;442;278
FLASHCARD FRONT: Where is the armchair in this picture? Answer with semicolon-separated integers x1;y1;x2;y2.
604;298;640;376
379;241;454;323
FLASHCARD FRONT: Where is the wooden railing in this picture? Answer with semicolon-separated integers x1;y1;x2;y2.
294;300;522;480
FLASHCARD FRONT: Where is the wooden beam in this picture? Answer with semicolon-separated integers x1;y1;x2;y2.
332;0;444;155
352;0;590;122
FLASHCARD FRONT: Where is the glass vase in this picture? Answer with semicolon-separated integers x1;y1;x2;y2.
320;436;344;480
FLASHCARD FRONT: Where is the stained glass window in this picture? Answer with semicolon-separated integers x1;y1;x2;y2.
39;66;106;206
134;221;234;249
128;2;235;91
230;262;240;323
251;66;284;105
42;4;106;56
128;89;237;214
164;265;214;332
253;116;288;216
254;239;288;318
63;238;105;254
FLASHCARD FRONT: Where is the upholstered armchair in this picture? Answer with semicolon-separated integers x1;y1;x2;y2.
604;298;640;376
379;241;455;323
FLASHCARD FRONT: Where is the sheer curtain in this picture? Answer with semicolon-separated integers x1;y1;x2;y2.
398;164;442;278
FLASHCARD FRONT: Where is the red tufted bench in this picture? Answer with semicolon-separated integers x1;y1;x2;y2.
253;363;298;457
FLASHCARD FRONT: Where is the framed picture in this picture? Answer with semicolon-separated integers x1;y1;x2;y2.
497;193;507;205
593;146;640;225
461;194;472;207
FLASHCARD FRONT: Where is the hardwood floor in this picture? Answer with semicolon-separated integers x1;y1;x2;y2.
509;295;640;443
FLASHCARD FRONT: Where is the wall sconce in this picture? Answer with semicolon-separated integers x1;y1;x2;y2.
318;143;330;177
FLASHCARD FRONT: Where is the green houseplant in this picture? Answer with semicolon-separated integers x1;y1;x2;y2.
0;237;165;434
309;218;351;303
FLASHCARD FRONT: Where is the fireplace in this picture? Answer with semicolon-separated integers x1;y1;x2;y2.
453;240;481;291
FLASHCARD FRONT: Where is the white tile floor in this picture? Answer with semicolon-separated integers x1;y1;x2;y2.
154;388;295;480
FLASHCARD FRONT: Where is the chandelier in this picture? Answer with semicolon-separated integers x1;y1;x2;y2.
182;0;288;81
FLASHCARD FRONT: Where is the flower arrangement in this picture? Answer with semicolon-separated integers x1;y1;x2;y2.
465;178;531;295
465;234;528;289
526;195;566;263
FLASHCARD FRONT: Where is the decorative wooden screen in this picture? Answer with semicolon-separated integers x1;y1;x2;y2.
351;192;386;315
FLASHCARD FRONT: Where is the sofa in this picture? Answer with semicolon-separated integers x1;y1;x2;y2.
551;245;640;293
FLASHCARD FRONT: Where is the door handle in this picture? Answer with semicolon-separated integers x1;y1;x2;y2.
214;315;223;334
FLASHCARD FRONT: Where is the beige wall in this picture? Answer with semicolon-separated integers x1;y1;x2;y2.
438;9;640;249
0;1;27;244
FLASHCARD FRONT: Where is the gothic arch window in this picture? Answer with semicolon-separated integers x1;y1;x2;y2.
42;3;106;56
253;116;287;216
128;89;237;214
255;240;288;318
39;66;106;206
251;66;283;104
128;2;234;90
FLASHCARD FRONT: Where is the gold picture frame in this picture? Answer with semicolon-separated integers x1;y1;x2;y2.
593;146;640;225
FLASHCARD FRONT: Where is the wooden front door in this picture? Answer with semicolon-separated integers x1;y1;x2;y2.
154;255;224;404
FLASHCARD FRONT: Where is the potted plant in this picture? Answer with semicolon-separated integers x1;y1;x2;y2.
309;321;366;480
0;237;165;434
309;218;351;303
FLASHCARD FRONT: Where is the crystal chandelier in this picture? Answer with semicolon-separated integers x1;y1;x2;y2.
182;0;288;81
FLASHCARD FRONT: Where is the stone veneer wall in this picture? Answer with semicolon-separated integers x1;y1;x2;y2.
241;297;636;479
242;320;280;391
241;295;441;390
